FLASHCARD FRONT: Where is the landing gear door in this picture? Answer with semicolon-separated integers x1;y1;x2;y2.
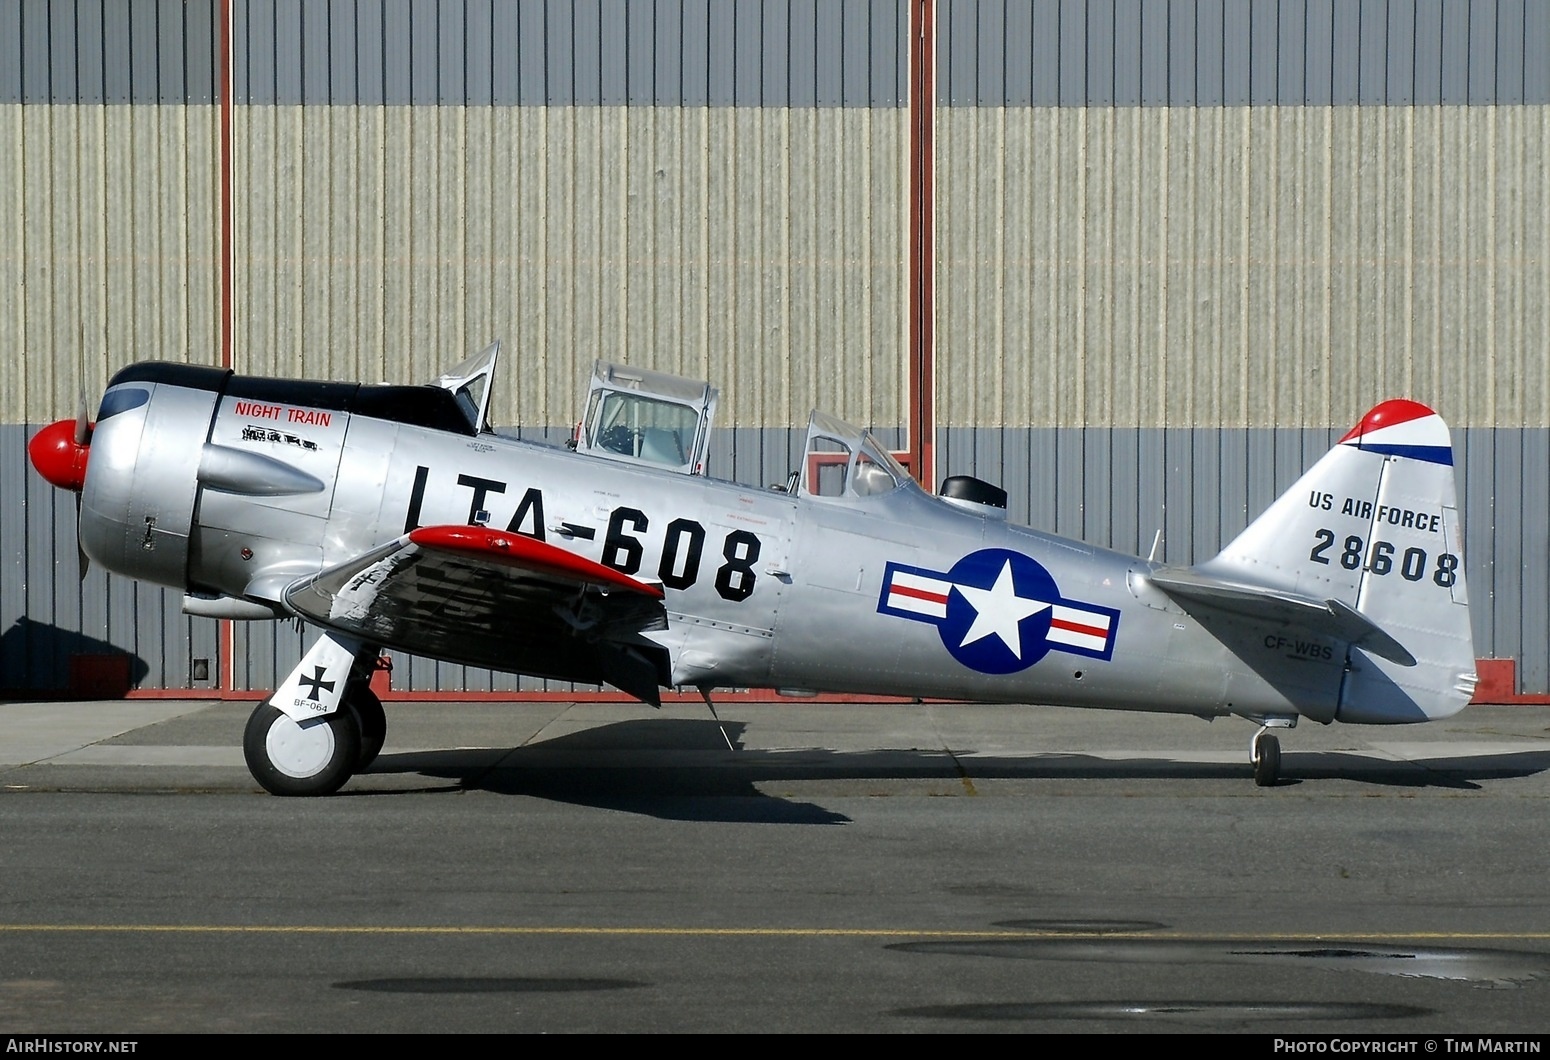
431;340;500;434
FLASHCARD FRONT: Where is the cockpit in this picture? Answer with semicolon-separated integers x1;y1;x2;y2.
575;361;719;475
797;410;909;500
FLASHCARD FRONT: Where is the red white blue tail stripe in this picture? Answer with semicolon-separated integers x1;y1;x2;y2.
878;548;1120;675
1338;399;1453;466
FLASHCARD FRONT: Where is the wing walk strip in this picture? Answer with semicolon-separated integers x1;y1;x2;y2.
0;924;1546;941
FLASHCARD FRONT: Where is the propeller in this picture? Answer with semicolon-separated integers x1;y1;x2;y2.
74;389;93;446
72;391;93;579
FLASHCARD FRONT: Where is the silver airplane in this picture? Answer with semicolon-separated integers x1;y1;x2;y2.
28;343;1477;794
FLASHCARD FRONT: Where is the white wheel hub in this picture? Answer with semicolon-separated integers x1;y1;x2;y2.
264;713;336;778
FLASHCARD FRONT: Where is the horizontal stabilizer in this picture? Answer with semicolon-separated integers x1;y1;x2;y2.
1146;567;1416;666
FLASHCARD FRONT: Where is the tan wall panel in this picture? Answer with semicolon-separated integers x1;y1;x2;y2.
937;106;1550;429
234;106;909;430
0;105;220;424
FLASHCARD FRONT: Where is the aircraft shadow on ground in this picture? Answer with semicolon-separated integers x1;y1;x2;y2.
358;718;1550;816
0;617;151;696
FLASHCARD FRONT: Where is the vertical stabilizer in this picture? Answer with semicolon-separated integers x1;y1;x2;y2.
1198;401;1475;722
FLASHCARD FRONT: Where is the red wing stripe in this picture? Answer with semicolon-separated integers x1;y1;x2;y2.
408;525;664;599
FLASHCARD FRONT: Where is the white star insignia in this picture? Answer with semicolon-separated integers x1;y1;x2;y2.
953;560;1050;658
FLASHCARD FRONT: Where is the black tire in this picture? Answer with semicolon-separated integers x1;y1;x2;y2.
243;702;360;797
1253;733;1281;787
348;686;387;771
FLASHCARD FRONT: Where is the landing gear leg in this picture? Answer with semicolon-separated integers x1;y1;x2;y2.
1252;729;1281;787
347;685;387;771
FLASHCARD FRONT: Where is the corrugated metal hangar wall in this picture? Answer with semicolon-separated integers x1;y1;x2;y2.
2;0;1547;698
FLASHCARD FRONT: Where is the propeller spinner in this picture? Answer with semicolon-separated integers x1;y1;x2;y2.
28;415;92;492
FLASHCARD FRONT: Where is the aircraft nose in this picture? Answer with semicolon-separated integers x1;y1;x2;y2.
28;418;92;492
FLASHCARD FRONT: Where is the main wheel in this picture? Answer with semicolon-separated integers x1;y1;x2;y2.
1253;732;1281;787
347;686;387;771
243;702;360;797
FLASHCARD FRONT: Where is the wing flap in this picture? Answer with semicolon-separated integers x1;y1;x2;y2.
1146;567;1416;666
282;526;671;703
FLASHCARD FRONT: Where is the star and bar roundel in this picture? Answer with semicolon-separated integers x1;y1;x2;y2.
877;548;1121;675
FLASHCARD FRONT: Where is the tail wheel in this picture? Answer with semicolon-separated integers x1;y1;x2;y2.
243;702;360;797
347;686;387;771
1252;732;1281;787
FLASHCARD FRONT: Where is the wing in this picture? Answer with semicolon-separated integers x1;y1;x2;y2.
281;525;673;704
1146;567;1416;666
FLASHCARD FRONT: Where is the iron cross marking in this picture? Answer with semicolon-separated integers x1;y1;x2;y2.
298;666;335;702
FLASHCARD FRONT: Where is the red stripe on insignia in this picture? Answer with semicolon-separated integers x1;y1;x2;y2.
1051;617;1108;641
890;584;950;605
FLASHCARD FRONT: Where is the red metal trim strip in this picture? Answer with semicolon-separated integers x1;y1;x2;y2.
907;0;936;489
217;0;236;696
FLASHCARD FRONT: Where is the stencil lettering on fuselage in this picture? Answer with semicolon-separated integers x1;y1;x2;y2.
877;548;1121;675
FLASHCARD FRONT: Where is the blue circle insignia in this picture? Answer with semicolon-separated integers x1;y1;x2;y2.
938;548;1060;675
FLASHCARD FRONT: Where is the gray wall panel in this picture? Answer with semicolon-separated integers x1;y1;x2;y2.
626;0;653;105
1356;0;1387;107
1528;0;1550;101
14;0;1547;108
0;3;19;104
1415;0;1444;104
1248;0;1278;106
409;0;439;103
655;0;683;106
355;0;386;103
438;0;468;104
1468;0;1497;104
377;0;410;103
812;0;841;105
47;0;76;102
843;0;875;106
1059;0;1086;105
20;0;49;103
599;0;629;103
1518;430;1550;692
1497;0;1526;104
1440;0;1470;102
1330;0;1361;104
1086;0;1115;106
1168;0;1196;104
937;0;1550;106
1138;0;1167;105
1195;0;1225;106
1223;0;1252;106
1113;0;1142;107
274;0;306;104
1387;0;1417;103
302;0;331;105
185;0;217;103
1030;0;1061;106
1086;427;1116;550
762;0;787;104
465;0;489;104
1003;0;1034;105
1492;427;1524;670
